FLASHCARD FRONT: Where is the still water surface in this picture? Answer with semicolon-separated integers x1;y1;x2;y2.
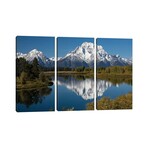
16;85;55;112
57;76;94;111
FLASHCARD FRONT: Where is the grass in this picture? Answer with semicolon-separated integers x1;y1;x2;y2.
16;79;53;90
86;102;94;110
43;71;55;76
97;72;132;78
86;92;132;110
58;71;93;74
96;92;132;110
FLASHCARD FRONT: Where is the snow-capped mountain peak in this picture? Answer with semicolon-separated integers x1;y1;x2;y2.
97;45;108;55
29;48;39;53
17;42;132;69
58;42;132;68
17;52;27;58
17;49;54;68
25;49;47;63
59;42;94;67
96;45;132;67
81;42;94;49
28;49;43;57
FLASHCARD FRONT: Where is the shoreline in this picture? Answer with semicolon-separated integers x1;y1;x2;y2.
16;80;53;90
97;73;132;78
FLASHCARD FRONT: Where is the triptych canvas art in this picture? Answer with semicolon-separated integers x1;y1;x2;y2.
16;36;132;112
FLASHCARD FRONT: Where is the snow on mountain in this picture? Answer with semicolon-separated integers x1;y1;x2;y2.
96;45;132;67
50;57;62;61
49;57;55;61
58;42;132;68
57;57;62;61
25;49;47;63
17;52;27;58
17;43;132;68
97;45;108;56
65;42;94;63
17;49;54;67
58;42;94;68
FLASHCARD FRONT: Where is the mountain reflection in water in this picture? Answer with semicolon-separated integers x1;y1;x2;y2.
58;76;132;99
58;76;94;100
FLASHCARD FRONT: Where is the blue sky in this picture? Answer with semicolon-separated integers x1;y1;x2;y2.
57;37;94;57
16;36;55;58
97;38;132;59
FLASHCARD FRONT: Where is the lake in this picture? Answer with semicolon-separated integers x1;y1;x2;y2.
57;75;94;111
16;84;55;112
96;78;132;110
16;75;132;111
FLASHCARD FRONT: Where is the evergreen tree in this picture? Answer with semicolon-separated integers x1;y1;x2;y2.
31;58;39;78
16;58;29;77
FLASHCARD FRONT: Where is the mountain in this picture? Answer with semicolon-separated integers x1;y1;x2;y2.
58;42;132;68
17;43;132;68
49;57;62;61
17;49;54;67
96;45;132;67
58;42;94;68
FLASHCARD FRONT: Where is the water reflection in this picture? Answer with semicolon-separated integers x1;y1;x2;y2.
96;78;132;110
16;87;54;112
58;76;132;100
57;75;94;111
97;79;112;97
97;77;132;98
58;76;94;100
99;77;132;85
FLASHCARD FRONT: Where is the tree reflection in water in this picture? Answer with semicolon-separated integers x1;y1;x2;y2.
16;87;52;108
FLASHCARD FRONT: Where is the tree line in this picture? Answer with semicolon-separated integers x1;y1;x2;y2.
97;66;132;74
58;66;93;72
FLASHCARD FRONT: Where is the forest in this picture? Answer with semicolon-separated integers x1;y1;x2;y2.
58;66;93;72
97;65;132;75
16;57;53;89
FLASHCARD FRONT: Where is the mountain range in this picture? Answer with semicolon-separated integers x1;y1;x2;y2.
96;45;132;67
17;42;132;68
17;49;54;67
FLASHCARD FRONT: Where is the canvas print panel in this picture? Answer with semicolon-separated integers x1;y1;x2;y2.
16;36;55;112
96;38;132;110
57;37;94;111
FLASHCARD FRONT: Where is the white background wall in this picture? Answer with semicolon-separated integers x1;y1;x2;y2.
0;0;148;148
